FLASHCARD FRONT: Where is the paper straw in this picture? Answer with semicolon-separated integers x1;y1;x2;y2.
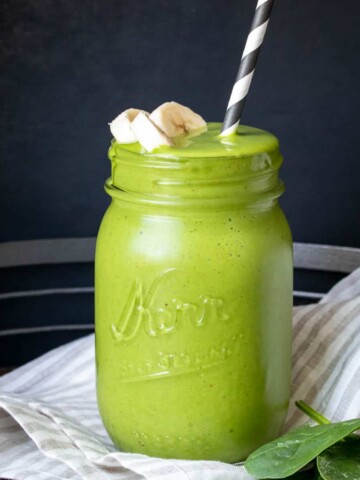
221;0;275;136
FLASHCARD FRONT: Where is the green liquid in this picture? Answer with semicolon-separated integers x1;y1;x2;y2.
96;123;293;462
112;122;279;158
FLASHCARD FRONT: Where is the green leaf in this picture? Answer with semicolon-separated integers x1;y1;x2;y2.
295;401;360;441
274;468;317;479
263;467;319;479
316;439;360;479
244;419;360;479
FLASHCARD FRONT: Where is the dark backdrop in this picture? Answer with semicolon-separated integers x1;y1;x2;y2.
1;0;360;365
1;0;360;245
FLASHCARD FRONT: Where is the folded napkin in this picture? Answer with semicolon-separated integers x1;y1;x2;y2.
0;269;360;480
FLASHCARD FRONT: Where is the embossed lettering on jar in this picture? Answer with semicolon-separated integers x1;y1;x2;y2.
95;123;293;463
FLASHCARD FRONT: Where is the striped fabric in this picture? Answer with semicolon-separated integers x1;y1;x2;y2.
0;270;360;480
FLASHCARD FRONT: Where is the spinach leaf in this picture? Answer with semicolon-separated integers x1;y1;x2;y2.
270;468;317;479
285;472;312;479
296;400;360;441
316;439;360;479
244;419;360;479
264;469;318;479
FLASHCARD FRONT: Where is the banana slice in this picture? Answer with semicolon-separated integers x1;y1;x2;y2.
109;108;145;143
130;111;173;152
150;101;207;138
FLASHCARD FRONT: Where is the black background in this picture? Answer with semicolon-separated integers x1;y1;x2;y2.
1;0;360;245
1;0;360;364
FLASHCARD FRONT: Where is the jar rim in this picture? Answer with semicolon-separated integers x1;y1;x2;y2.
107;123;285;207
105;178;285;209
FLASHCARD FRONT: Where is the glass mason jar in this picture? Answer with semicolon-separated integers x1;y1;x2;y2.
95;123;293;463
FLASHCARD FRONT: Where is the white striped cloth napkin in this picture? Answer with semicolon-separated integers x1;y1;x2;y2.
0;268;360;480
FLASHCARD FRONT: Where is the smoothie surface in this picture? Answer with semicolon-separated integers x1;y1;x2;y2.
110;122;279;159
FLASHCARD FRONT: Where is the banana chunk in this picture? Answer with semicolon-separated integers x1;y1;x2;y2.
130;111;173;152
109;108;145;143
150;101;207;138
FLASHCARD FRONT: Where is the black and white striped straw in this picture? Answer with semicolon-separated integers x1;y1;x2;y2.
221;0;275;136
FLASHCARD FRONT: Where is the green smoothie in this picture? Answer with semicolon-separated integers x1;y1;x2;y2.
95;123;293;462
